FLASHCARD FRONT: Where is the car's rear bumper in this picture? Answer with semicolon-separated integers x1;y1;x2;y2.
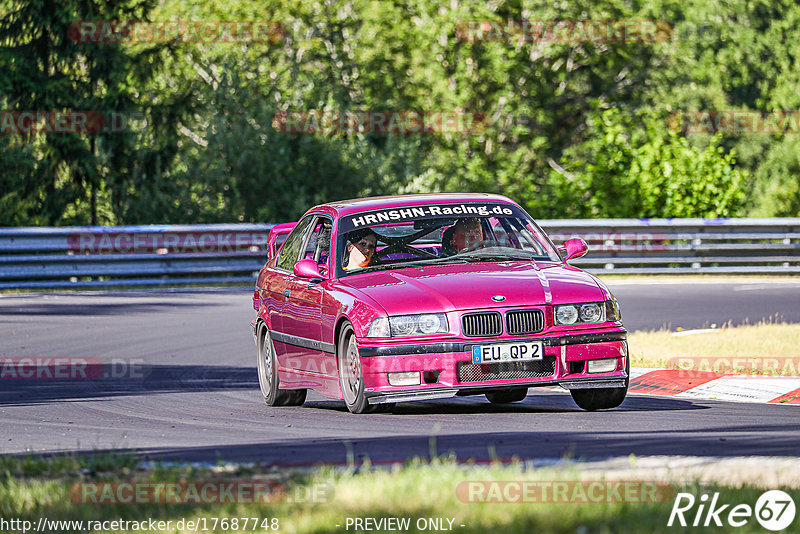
357;329;628;403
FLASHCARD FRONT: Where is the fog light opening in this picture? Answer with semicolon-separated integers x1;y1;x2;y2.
569;360;585;374
587;358;618;374
423;370;440;384
388;371;421;387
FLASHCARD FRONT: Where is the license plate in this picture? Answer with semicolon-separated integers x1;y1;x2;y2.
472;341;543;364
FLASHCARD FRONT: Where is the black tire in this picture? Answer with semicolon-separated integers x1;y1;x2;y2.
337;322;375;414
570;357;629;411
257;325;306;407
372;402;396;413
485;387;528;404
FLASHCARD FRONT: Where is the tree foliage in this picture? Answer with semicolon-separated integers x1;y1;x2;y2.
0;0;798;225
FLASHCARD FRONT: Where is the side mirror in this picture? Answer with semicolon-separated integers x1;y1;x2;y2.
562;238;588;261
293;259;325;279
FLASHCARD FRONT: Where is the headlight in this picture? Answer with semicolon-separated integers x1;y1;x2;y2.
418;314;444;334
389;313;448;337
392;315;417;336
366;314;450;338
555;305;578;325
366;317;390;338
580;303;603;323
555;302;610;325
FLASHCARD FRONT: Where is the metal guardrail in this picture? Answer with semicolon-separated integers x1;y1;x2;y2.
545;218;800;275
0;218;798;289
0;224;273;289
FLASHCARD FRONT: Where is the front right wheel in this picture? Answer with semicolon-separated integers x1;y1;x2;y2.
570;357;628;411
570;386;627;411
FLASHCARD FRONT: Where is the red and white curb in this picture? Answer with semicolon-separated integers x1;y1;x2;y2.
629;367;800;405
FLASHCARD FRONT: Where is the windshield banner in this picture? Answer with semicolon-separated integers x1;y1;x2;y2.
341;203;520;232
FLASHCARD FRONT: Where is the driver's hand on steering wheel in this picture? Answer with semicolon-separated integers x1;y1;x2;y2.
458;240;486;253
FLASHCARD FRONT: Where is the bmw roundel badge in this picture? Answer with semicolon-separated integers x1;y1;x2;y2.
491;295;506;302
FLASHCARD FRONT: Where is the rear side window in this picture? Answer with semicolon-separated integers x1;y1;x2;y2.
274;233;289;251
276;216;314;271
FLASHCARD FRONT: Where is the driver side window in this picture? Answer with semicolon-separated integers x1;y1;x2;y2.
276;216;314;271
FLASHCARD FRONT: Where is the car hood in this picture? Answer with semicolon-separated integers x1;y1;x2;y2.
340;262;606;316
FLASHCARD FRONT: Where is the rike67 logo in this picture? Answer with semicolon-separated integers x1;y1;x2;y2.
668;490;796;531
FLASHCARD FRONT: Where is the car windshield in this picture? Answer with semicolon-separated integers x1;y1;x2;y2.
335;202;560;276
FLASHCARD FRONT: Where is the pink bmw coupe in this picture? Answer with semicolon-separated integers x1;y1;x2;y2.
251;193;628;413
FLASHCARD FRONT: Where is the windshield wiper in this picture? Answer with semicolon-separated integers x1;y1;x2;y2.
350;256;471;273
450;251;536;262
349;251;535;273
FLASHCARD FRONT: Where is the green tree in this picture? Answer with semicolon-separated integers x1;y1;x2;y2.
749;138;800;216
0;0;174;225
3;0;796;224
546;109;746;218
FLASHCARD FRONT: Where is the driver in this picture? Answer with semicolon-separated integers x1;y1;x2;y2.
442;217;484;255
343;228;377;270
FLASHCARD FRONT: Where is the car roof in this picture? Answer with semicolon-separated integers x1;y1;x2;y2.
306;193;516;219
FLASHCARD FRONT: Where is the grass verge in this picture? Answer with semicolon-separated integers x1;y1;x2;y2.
2;453;799;533
629;322;800;374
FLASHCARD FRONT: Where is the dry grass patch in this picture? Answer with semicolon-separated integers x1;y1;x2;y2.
628;322;800;375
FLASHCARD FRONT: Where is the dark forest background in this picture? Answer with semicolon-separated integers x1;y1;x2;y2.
1;0;799;226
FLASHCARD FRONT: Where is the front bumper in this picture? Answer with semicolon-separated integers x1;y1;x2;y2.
358;329;628;404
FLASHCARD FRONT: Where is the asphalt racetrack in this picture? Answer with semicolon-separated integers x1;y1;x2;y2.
1;279;799;464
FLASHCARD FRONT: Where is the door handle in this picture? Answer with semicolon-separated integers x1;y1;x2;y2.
284;289;291;297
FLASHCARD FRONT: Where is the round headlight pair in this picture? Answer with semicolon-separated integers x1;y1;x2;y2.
390;314;445;336
556;303;605;325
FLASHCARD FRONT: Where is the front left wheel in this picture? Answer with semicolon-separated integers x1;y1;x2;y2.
485;387;528;404
257;326;306;407
337;322;375;414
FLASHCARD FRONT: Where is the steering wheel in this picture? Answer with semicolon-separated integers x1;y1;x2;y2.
375;241;438;261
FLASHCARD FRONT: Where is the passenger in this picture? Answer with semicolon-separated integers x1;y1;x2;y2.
343;228;378;270
442;217;484;255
